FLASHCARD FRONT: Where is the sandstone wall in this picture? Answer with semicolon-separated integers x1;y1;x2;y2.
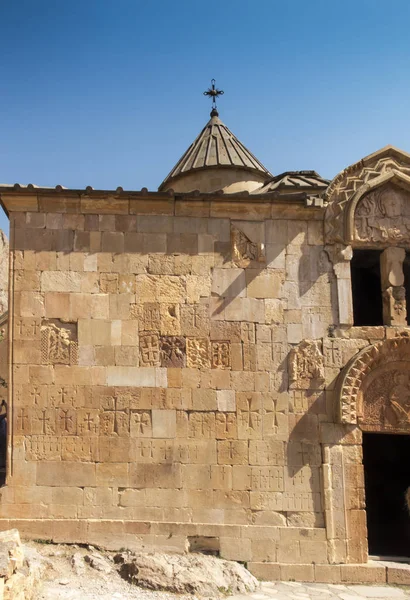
0;196;368;569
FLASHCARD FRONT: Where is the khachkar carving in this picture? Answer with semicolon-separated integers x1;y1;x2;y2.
338;335;410;431
324;147;410;244
231;226;265;267
139;333;160;367
288;340;325;390
41;320;78;365
354;186;410;243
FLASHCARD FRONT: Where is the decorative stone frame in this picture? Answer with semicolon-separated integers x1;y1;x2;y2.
325;169;410;326
325;335;410;564
338;335;410;427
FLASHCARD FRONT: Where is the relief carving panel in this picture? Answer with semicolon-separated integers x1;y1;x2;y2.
231;226;265;267
289;340;325;390
354;185;410;243
338;335;410;430
41;319;78;365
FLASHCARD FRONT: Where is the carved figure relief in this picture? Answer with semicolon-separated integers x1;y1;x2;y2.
288;340;325;390
354;186;410;243
41;320;78;365
338;335;410;431
160;336;186;368
231;226;264;267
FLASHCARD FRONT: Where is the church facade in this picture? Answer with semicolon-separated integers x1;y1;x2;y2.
1;104;410;583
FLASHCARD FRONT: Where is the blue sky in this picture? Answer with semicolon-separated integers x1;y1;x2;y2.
1;0;410;234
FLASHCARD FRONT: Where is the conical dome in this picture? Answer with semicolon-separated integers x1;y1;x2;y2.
159;109;271;194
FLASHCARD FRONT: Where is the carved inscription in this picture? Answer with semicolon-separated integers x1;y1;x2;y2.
354;186;410;243
41;320;78;365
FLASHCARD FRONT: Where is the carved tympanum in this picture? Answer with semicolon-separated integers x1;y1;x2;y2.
41;320;78;365
354;186;410;243
338;335;410;432
324;147;410;244
289;340;325;390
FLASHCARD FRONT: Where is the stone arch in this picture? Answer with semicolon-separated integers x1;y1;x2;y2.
325;145;410;245
338;335;410;431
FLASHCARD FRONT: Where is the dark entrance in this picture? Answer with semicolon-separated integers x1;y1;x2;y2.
363;432;410;558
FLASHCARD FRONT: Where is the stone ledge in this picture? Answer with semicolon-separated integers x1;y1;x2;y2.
248;561;410;584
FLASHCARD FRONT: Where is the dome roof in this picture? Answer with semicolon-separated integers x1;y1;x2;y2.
159;109;271;192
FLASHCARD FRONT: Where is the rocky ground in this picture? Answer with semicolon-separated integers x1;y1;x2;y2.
26;541;410;600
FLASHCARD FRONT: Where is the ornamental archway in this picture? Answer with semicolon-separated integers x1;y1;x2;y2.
338;335;410;432
336;335;410;559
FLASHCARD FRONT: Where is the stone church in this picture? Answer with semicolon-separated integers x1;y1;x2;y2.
0;90;410;583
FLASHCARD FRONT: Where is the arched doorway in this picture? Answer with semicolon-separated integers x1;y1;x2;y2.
338;335;410;559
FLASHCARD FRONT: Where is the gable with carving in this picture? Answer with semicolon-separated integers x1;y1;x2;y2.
325;147;410;244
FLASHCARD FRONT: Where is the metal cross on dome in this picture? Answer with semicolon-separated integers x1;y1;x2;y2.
203;79;224;111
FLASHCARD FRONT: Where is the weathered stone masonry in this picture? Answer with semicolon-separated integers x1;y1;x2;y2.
2;142;410;583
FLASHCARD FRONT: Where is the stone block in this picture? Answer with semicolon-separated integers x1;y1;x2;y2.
340;564;386;583
220;537;251;562
106;367;167;387
217;390;235;412
211;269;246;298
247;561;281;581
37;462;96;487
280;564;314;582
129;463;182;489
152;410;176;438
41;271;81;292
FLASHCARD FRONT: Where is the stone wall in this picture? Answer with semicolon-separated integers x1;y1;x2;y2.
0;192;370;572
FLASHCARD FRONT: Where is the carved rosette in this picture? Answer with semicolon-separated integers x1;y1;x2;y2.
338;335;410;432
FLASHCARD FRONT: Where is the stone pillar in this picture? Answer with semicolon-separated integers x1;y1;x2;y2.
380;247;406;326
322;425;367;565
325;244;354;326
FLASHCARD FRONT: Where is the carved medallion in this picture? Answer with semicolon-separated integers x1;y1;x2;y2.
41;320;78;365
